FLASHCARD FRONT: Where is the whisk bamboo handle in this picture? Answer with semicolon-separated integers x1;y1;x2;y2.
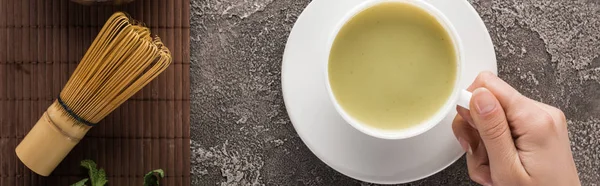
16;101;91;176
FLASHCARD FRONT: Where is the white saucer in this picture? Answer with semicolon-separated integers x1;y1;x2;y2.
281;0;497;184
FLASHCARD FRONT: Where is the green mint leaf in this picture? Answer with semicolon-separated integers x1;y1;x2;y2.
143;169;165;186
79;160;108;186
70;178;88;186
93;169;108;186
80;160;97;174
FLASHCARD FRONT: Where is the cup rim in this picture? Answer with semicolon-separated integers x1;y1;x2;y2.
324;0;465;140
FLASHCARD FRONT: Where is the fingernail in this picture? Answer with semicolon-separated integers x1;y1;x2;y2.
458;137;472;155
474;88;496;114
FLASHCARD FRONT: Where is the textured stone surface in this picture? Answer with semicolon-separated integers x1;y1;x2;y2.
189;0;600;185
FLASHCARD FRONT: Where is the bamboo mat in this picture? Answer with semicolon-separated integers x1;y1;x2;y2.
0;0;190;185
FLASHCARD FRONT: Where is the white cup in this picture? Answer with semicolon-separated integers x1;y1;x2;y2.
325;0;472;140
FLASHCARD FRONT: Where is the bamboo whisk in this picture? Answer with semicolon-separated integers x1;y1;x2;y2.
16;12;172;176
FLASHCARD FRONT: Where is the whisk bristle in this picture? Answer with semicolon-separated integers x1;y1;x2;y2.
58;12;172;126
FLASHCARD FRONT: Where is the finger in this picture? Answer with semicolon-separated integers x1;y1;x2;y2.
467;141;492;186
467;71;526;118
469;87;525;177
457;106;475;129
508;102;563;149
452;115;477;154
464;71;522;129
510;102;558;143
534;102;567;129
467;72;554;137
534;103;570;142
452;115;492;185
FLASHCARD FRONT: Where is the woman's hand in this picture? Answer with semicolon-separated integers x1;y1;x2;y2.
452;71;580;186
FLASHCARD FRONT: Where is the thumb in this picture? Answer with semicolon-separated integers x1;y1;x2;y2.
469;87;522;178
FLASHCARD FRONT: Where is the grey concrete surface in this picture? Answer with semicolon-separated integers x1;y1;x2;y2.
189;0;600;185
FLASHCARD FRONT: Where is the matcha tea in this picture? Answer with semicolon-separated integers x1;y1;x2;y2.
328;2;457;130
